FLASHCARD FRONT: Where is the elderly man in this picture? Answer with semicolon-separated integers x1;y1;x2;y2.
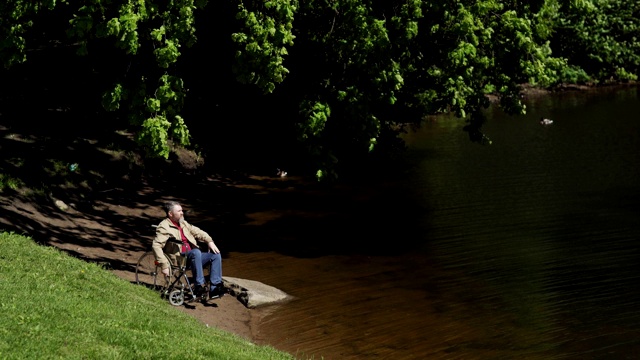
152;201;225;300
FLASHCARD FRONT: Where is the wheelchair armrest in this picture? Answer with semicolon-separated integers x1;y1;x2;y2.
167;237;183;245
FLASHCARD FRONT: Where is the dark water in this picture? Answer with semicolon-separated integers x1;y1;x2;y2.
226;86;640;359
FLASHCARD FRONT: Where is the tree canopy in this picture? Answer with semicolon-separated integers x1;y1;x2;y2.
1;0;638;180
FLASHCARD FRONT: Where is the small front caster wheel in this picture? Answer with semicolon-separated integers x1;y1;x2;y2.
169;289;185;306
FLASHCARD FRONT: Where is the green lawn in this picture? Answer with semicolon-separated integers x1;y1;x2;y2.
0;232;295;360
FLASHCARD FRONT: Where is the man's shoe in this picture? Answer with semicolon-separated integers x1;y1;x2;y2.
209;283;226;299
193;284;207;297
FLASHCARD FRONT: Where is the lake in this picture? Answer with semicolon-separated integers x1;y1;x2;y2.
224;85;640;359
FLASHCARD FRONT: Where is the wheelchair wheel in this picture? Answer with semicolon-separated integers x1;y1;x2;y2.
135;251;170;291
168;289;185;306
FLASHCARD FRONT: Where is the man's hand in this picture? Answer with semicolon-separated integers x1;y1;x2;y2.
162;268;170;277
208;242;220;254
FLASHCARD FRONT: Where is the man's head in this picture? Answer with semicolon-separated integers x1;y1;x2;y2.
164;201;184;224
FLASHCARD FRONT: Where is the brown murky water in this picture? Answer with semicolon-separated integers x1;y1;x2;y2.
226;87;640;359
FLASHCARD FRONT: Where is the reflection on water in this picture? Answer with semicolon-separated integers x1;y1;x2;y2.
404;86;640;358
226;86;640;359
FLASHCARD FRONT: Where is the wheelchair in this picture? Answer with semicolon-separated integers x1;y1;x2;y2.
135;248;213;306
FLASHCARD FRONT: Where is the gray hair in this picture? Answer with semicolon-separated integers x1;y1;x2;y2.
164;201;181;216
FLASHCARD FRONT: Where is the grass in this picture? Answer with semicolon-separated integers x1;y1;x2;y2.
0;173;24;192
0;232;295;360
